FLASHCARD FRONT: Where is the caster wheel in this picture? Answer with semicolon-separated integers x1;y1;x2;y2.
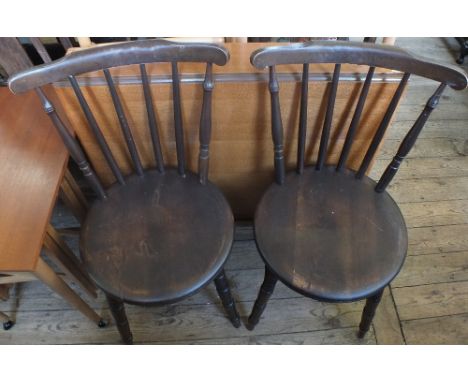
3;320;14;330
98;319;107;328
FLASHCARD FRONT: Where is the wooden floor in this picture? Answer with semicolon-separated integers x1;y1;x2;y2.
1;37;467;344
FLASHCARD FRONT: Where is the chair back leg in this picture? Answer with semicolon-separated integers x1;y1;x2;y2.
247;267;278;330
106;294;133;345
214;270;241;328
358;289;384;338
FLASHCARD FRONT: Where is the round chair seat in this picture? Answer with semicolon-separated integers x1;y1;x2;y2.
80;169;234;304
254;166;408;302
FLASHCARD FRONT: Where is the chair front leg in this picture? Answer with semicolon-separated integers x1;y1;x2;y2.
357;288;384;338
247;266;278;331
214;270;241;328
106;294;133;344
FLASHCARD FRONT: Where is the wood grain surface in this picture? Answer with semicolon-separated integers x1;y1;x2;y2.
254;166;408;301
0;87;69;271
81;170;234;304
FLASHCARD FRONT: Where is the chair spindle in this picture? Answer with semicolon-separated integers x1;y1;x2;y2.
140;64;165;173
336;66;375;171
171;62;186;177
58;37;73;50
316;64;341;171
297;63;309;174
103;69;144;177
35;88;107;200
69;75;125;185
28;38;52;63
198;63;214;184
375;83;447;192
269;66;286;185
356;72;410;179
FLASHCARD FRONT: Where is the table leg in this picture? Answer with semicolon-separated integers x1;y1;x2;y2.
59;168;88;224
43;224;97;298
33;257;105;327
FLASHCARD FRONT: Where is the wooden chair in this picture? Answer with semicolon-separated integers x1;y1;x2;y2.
8;39;240;344
246;41;468;337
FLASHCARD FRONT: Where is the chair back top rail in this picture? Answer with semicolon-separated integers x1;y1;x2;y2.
250;41;467;90
9;39;230;93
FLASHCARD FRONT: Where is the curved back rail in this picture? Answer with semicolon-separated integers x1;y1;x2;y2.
250;41;467;190
251;41;467;90
9;39;229;93
7;39;230;199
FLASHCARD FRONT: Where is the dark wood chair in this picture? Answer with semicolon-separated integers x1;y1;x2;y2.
8;39;241;344
246;41;468;337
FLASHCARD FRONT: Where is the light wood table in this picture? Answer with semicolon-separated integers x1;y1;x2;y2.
0;86;103;327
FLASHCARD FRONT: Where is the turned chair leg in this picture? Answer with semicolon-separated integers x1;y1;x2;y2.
247;266;278;331
106;294;133;344
357;289;384;338
214;270;241;328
